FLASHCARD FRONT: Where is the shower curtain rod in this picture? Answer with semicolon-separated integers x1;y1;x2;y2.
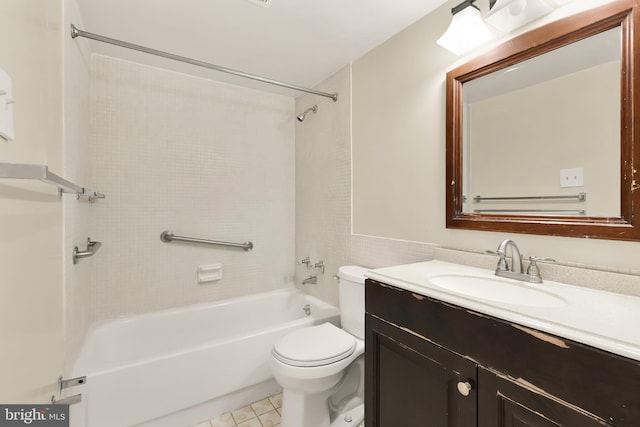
70;25;338;102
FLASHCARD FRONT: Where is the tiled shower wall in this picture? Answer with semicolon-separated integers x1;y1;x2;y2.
294;67;352;306
90;55;296;321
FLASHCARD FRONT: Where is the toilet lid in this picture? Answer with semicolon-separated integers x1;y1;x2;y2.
273;323;356;367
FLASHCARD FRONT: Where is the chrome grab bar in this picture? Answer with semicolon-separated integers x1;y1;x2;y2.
160;231;253;251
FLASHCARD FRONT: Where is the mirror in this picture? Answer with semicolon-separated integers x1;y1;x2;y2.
446;0;640;241
463;27;621;217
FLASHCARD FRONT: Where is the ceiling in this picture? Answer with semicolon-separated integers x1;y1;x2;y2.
76;0;450;97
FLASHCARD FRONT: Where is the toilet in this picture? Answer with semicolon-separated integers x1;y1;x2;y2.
271;265;367;427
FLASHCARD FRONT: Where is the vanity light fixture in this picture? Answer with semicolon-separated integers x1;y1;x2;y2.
485;0;554;33
437;0;495;56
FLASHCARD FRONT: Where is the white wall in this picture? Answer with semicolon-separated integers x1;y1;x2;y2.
0;0;64;403
352;0;640;276
63;0;93;377
89;56;296;320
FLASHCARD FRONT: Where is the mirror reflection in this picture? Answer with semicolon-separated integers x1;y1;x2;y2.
461;27;621;217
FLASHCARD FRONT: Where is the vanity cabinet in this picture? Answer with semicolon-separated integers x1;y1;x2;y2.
367;315;476;426
365;279;640;427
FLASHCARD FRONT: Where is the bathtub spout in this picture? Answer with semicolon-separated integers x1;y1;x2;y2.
302;276;317;285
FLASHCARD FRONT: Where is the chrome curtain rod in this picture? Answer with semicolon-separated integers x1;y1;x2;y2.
70;25;338;102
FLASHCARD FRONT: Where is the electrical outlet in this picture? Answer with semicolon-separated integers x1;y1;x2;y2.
560;168;584;188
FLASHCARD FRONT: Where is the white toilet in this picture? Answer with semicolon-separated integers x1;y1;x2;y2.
271;265;367;427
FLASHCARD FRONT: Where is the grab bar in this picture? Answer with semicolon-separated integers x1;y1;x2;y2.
160;231;253;251
474;192;586;202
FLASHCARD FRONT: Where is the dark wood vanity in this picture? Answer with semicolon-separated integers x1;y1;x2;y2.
365;279;640;427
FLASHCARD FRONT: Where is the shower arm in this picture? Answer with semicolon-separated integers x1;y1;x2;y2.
70;25;338;102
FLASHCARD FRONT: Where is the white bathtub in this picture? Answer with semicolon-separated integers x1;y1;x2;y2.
70;289;340;427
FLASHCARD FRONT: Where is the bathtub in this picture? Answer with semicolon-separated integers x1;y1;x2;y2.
70;289;340;427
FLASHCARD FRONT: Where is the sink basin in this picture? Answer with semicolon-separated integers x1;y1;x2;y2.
427;274;567;308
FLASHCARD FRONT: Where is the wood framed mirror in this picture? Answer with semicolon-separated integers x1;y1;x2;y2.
446;0;640;241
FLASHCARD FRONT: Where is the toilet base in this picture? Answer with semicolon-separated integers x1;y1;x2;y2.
280;391;364;427
330;402;364;427
280;387;334;427
278;356;365;427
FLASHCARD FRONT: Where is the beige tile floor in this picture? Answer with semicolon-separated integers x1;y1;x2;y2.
192;393;364;427
193;394;283;427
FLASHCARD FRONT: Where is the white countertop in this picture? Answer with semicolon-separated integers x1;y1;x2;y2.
366;260;640;362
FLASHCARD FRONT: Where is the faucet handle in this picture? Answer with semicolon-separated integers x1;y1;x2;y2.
313;260;325;275
528;256;556;265
486;249;508;271
526;256;556;282
298;256;311;267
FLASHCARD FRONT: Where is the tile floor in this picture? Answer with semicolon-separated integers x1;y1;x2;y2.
192;392;364;427
193;393;283;427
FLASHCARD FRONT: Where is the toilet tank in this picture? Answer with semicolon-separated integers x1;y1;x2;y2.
338;265;367;340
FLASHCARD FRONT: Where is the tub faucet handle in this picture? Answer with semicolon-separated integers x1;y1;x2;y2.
313;260;325;275
298;256;311;267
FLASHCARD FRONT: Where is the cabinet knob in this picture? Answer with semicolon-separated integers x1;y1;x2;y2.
457;381;473;396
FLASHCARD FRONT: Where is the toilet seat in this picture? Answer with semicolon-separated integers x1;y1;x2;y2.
273;323;356;367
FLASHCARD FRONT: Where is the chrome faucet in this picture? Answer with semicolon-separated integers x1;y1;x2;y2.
302;276;317;285
489;239;555;283
496;239;523;274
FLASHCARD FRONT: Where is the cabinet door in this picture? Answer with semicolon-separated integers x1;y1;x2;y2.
478;367;614;427
366;315;477;427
